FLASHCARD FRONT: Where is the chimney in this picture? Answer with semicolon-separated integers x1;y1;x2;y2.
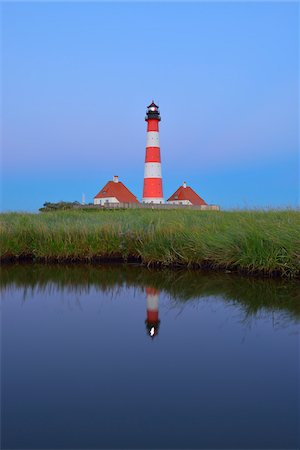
113;175;119;183
183;181;187;188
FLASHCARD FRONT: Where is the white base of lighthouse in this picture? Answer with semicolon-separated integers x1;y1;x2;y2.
142;197;165;204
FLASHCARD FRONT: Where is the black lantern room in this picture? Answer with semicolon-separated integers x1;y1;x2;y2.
145;101;161;121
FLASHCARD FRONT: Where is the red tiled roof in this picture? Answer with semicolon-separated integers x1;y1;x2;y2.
167;186;207;206
94;181;139;203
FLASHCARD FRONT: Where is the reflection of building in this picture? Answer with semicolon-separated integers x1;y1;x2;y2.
145;287;160;338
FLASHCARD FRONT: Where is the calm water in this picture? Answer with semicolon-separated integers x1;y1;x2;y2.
1;264;299;449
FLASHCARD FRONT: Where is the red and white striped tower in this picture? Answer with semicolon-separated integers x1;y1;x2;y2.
145;287;160;338
142;101;164;203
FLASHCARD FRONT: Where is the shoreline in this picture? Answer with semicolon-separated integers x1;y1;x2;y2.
1;256;299;279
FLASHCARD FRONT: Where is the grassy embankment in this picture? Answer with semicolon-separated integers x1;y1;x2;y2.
1;209;299;277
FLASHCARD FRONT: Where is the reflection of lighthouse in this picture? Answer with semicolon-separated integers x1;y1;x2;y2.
145;287;160;338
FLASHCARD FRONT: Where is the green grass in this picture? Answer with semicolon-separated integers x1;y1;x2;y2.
1;209;299;277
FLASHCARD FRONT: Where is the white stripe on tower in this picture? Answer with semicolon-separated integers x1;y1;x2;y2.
142;101;164;204
144;162;162;179
146;132;160;148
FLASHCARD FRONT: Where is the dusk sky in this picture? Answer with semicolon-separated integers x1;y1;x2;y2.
2;2;299;211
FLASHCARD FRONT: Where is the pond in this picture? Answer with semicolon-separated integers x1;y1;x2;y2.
1;264;299;449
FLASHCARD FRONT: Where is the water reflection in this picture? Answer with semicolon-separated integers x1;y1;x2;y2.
145;287;160;338
1;264;299;449
1;263;299;323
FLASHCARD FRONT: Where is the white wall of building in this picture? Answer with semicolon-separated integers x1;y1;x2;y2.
94;197;119;205
167;200;192;205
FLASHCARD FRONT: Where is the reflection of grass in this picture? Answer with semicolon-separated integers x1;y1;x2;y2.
1;263;299;319
1;209;300;277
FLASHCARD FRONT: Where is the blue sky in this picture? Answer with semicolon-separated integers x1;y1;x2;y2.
1;1;299;210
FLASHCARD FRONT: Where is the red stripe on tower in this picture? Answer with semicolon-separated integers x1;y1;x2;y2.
142;101;164;204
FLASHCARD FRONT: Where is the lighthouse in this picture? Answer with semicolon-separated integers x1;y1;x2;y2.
142;101;164;204
145;287;160;338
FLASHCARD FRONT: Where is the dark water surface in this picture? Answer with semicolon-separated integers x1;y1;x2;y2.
1;264;299;449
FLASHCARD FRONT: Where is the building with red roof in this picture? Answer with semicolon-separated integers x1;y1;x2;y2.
167;182;207;206
94;176;139;205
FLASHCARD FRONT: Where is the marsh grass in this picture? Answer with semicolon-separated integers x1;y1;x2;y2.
1;209;299;277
